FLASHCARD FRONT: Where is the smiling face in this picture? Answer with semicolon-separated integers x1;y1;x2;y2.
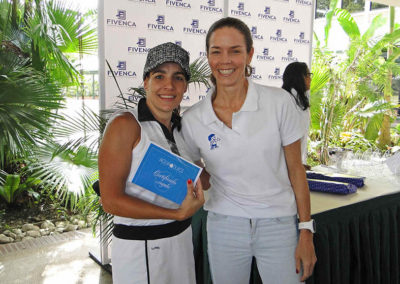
144;62;187;115
207;27;254;89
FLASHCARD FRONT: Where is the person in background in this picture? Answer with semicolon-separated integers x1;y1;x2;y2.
282;62;312;170
180;17;316;284
98;42;204;284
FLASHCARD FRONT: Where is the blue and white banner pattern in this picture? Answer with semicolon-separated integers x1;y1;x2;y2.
100;0;313;110
228;1;313;86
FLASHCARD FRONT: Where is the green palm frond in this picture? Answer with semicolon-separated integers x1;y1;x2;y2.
19;0;97;85
370;28;400;55
78;191;114;243
313;31;321;48
387;44;400;63
53;104;107;151
0;50;63;167
335;8;360;40
188;57;211;89
0;169;6;184
26;140;98;209
310;67;330;94
362;14;386;42
364;114;384;141
24;10;80;83
47;0;98;55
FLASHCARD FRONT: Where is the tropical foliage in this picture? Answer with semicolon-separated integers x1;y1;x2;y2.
310;0;400;164
0;0;97;208
0;173;40;204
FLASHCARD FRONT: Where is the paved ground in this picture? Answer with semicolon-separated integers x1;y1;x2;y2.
0;228;112;284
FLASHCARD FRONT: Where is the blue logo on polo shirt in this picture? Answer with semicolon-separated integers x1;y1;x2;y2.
208;134;221;150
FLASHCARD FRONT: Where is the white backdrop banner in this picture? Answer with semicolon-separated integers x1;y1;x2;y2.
99;0;314;110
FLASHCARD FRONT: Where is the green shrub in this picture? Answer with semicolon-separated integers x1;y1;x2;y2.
0;174;41;204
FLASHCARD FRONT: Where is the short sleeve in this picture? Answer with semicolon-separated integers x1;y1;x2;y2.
178;115;202;162
279;92;303;146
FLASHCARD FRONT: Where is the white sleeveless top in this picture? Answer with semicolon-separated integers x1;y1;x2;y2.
106;107;191;226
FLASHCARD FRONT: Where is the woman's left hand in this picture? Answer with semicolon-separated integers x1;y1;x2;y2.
295;230;317;282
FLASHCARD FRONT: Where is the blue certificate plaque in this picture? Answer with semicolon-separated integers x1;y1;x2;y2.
132;142;202;205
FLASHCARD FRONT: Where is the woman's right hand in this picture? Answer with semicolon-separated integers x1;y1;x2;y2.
176;179;205;220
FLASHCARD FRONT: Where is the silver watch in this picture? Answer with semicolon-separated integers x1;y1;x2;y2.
298;219;316;233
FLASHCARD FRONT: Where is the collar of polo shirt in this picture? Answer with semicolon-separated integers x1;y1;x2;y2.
201;79;260;126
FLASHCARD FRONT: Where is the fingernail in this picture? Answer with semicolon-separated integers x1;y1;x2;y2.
188;179;192;184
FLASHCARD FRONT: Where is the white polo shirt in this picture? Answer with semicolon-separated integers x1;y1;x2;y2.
180;80;303;218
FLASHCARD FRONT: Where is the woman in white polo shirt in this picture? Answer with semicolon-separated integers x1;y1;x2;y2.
181;18;316;283
98;42;204;284
282;62;312;170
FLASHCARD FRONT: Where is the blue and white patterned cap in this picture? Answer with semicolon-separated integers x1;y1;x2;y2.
143;42;191;81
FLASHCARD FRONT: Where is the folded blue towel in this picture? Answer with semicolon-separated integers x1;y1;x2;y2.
307;179;357;194
306;171;365;188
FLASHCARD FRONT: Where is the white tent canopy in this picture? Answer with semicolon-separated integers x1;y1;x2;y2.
372;0;400;7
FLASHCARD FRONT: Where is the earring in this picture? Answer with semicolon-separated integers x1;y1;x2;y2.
245;65;252;77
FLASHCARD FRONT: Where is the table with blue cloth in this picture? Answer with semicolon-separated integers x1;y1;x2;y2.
191;169;400;284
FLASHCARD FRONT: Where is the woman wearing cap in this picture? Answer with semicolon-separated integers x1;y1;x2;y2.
282;62;312;170
98;42;204;284
180;17;316;283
